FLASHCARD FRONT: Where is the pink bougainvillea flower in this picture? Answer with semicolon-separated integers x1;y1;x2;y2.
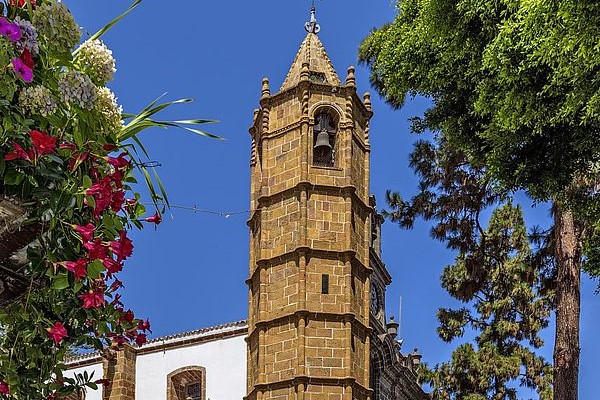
63;259;87;280
12;57;33;82
74;223;95;243
4;142;32;161
0;380;9;395
30;130;57;155
145;212;162;225
135;333;147;347
84;239;107;261
47;322;68;345
107;152;129;169
0;17;21;41
110;231;133;261
19;48;35;69
80;289;105;309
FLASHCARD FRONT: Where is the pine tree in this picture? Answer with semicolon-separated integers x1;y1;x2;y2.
423;203;553;400
386;140;553;399
359;1;600;397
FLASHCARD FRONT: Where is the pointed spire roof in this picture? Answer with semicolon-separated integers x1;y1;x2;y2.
280;32;341;91
280;4;340;92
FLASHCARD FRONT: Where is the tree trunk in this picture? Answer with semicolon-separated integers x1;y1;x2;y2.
553;205;582;400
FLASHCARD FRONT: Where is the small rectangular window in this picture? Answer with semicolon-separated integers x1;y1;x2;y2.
321;274;329;294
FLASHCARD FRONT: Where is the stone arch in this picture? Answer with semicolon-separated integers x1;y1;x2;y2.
310;104;341;168
309;102;344;124
166;366;206;400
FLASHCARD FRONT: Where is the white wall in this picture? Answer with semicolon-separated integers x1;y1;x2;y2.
65;363;104;400
135;335;246;400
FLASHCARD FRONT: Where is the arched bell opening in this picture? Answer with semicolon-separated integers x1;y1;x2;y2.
312;109;339;167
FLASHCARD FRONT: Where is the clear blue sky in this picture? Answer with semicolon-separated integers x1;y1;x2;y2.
65;1;598;397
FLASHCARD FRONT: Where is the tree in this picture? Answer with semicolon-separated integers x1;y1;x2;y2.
425;202;553;400
359;1;600;398
386;139;553;399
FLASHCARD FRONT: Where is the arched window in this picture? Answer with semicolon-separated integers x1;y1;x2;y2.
167;366;206;400
312;111;337;167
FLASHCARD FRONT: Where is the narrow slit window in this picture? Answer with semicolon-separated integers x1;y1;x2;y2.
321;274;329;294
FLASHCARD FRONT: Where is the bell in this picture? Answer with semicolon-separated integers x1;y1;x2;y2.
314;131;331;150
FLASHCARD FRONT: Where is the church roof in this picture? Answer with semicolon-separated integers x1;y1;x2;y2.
65;320;248;367
280;32;341;91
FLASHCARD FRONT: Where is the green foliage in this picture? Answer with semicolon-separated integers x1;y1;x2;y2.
0;1;215;398
360;0;600;201
424;203;554;400
386;140;553;399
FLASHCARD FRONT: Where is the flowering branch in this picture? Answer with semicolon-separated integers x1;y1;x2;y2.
0;1;214;398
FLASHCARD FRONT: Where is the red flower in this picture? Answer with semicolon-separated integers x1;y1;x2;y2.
103;257;123;276
74;223;95;243
0;381;8;395
119;309;134;324
29;130;56;155
111;190;125;212
47;322;68;345
84;239;107;261
137;319;151;333
4;142;33;161
111;293;124;308
19;48;34;69
63;259;87;279
145;212;162;225
79;289;105;309
68;151;89;171
10;0;36;8
135;333;147;347
59;142;77;151
109;278;123;292
107;153;129;169
85;177;113;218
110;231;133;261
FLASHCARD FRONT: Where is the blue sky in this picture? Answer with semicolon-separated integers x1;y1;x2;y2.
65;1;599;397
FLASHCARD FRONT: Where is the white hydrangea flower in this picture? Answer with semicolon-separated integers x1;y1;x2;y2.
18;85;58;116
32;1;81;55
95;87;123;136
76;39;116;85
58;71;97;110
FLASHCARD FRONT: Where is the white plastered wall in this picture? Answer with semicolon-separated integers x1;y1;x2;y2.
135;335;246;400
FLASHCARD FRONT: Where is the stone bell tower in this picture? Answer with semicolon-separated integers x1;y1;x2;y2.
246;6;426;400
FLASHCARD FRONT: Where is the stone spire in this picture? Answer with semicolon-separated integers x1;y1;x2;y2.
279;5;340;91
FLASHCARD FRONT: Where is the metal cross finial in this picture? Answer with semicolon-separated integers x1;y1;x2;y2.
304;0;321;34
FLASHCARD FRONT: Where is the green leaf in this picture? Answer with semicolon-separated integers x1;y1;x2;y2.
52;274;70;291
87;260;105;279
75;0;142;49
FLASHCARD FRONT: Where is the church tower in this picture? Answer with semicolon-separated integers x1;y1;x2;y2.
246;6;426;400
